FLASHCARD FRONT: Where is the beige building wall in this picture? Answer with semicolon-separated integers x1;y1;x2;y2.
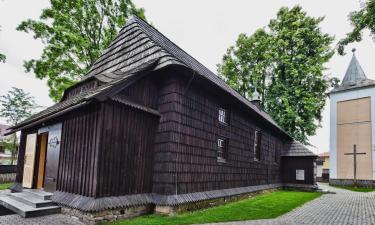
322;156;329;170
336;97;372;180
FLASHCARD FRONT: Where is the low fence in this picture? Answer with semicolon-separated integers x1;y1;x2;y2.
0;165;16;183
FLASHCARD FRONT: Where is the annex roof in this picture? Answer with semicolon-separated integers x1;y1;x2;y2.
283;140;316;157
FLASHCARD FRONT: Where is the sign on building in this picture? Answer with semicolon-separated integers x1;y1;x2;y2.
296;169;305;181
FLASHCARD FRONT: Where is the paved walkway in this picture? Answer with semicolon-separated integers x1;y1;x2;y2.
206;183;375;225
1;183;375;224
0;214;84;225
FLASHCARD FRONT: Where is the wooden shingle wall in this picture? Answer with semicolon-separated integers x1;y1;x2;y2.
153;73;285;195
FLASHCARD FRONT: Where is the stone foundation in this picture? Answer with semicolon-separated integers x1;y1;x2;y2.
330;179;375;187
58;183;315;224
61;205;153;225
155;188;279;215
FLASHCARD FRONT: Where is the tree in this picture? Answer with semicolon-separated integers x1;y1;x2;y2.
338;0;375;55
218;29;272;103
218;6;337;144
17;0;146;102
0;88;39;164
0;26;5;63
0;53;5;63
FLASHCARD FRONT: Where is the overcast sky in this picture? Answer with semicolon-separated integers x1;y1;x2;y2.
1;0;375;154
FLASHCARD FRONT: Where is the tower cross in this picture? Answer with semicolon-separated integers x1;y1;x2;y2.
344;144;366;187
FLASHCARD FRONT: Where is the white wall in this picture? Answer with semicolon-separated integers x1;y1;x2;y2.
317;165;323;178
330;86;375;180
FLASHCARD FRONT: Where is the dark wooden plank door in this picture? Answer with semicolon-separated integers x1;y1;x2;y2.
44;124;62;192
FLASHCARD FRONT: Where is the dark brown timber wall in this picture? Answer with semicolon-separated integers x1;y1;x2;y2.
153;73;285;195
15;131;27;184
57;103;103;197
96;101;159;197
94;74;160;197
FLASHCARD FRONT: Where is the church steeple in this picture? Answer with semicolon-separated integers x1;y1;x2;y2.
341;48;367;87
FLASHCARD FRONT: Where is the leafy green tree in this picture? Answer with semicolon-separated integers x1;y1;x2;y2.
0;26;5;63
218;6;338;144
0;53;5;63
17;0;146;102
218;29;272;103
0;88;39;164
338;0;375;55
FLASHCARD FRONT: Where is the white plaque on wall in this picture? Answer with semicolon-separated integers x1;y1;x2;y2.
296;169;305;181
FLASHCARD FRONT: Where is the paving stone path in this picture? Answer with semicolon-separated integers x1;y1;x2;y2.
205;183;375;225
0;213;84;225
1;183;375;224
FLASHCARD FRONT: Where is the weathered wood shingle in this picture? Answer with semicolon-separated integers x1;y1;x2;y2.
283;140;316;157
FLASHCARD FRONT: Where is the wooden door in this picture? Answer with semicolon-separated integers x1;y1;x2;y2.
337;97;372;180
22;133;37;188
44;124;62;192
36;133;48;189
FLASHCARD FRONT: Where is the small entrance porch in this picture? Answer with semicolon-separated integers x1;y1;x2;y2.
22;123;62;192
0;123;63;218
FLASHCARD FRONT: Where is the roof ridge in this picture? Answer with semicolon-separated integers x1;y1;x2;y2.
129;16;286;132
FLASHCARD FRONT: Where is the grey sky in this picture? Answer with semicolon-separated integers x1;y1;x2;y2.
1;0;375;154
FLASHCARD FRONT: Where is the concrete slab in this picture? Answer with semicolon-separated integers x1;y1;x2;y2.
0;196;60;218
9;192;54;208
22;189;53;200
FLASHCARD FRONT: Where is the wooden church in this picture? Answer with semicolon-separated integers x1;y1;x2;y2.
330;50;375;187
2;16;316;223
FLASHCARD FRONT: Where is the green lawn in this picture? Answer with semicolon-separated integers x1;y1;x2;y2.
0;183;13;190
331;185;375;192
105;190;322;225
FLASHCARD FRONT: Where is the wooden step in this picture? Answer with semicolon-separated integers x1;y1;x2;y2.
22;189;53;200
9;192;55;208
0;196;60;218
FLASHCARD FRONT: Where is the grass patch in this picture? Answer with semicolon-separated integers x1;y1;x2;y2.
105;190;322;225
0;183;13;190
331;185;375;192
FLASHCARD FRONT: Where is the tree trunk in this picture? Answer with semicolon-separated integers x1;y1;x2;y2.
11;133;17;165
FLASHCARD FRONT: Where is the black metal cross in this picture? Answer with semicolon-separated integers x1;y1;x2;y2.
344;144;366;187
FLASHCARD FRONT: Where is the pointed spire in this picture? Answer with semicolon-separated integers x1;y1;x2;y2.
341;49;367;86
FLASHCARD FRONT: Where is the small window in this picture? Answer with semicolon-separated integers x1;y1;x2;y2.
217;138;227;161
254;130;261;160
274;142;279;163
218;108;227;124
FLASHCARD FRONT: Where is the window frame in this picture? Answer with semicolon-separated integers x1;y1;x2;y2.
254;130;261;161
217;137;227;163
218;108;228;125
274;142;279;164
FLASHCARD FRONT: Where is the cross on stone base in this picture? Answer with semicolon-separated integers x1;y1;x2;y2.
344;144;366;187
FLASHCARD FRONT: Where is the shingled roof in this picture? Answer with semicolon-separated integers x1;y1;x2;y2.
8;15;290;138
283;140;316;157
331;50;375;93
